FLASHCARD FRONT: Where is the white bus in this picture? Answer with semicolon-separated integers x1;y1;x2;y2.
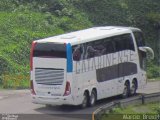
30;26;154;108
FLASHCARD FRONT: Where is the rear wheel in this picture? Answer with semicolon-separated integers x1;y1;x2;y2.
81;92;89;108
89;90;97;107
130;81;137;96
122;82;130;98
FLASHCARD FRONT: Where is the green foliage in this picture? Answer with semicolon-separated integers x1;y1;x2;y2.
1;73;29;89
147;61;160;79
0;0;92;88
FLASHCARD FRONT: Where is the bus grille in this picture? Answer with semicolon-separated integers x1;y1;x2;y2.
35;68;64;85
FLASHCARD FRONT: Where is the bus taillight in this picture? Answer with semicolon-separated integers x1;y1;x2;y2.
30;80;36;95
63;81;71;96
30;41;37;71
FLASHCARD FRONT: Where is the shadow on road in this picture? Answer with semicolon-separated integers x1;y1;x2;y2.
33;95;129;120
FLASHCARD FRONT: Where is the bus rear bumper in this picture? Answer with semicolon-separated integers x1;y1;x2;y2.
31;95;78;106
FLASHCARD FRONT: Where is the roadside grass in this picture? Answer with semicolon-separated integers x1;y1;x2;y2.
101;102;160;120
1;73;30;89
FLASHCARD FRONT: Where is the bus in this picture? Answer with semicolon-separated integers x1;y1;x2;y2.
30;26;154;108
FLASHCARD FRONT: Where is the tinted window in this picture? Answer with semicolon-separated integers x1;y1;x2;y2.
96;62;137;82
85;43;95;59
85;40;106;59
113;34;135;52
72;34;134;60
33;43;66;58
134;32;145;47
103;38;115;54
72;44;84;61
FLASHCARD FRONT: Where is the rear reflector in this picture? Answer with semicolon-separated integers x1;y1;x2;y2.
30;42;37;71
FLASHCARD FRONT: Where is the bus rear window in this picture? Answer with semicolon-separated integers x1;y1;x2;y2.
33;42;66;58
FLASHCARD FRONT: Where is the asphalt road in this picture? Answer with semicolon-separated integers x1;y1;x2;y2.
0;81;160;120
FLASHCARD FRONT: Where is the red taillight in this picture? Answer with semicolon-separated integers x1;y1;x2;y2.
30;42;37;71
63;81;71;96
30;80;36;95
30;42;36;95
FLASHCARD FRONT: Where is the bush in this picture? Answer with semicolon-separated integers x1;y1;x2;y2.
147;61;160;79
0;1;92;88
2;73;29;89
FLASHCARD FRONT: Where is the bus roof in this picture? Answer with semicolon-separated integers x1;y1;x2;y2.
35;26;140;45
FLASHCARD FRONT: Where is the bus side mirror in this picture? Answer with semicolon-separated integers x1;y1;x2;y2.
138;46;154;60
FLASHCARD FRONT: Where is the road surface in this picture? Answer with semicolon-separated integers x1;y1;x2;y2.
0;81;160;120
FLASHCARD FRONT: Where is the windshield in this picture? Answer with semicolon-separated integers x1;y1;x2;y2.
33;42;66;58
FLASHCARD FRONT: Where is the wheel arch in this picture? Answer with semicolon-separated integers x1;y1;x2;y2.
125;79;130;87
84;89;90;97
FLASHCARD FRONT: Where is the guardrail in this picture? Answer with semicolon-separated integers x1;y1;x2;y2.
92;92;160;120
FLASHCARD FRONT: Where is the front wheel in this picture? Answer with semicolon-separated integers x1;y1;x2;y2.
130;81;137;96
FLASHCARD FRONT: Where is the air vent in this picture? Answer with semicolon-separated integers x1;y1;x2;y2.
35;68;64;85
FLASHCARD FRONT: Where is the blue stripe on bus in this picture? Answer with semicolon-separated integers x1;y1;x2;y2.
66;43;73;72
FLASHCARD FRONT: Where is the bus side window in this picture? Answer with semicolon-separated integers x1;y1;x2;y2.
104;39;114;54
73;45;83;61
134;32;145;47
93;40;106;56
85;44;95;59
114;37;123;52
123;34;135;51
113;34;135;52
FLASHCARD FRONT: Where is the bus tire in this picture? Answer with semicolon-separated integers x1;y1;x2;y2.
122;82;130;98
89;90;97;107
81;92;89;108
130;80;137;96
